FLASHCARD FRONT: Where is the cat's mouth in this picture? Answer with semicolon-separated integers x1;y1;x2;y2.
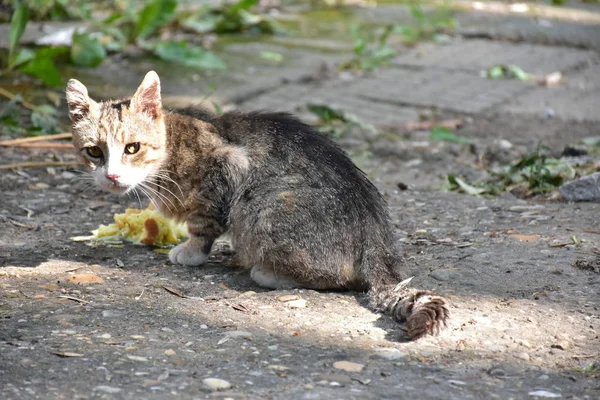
102;181;131;195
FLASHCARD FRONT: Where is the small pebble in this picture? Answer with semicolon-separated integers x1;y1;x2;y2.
333;361;364;372
203;378;231;391
277;295;300;302
528;390;561;398
287;299;307;308
516;352;531;361
94;386;122;394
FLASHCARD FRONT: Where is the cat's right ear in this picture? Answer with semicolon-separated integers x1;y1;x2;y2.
66;79;96;124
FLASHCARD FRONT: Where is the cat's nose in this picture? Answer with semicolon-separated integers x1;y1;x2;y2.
106;174;120;183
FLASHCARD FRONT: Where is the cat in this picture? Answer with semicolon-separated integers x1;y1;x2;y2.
66;71;448;339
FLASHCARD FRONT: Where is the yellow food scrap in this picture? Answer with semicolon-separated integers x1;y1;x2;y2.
94;208;188;246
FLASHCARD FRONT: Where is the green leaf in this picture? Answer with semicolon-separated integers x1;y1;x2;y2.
429;127;471;143
18;47;68;87
10;48;35;69
9;3;30;62
229;0;259;13
70;32;106;67
306;104;347;123
134;0;177;40
260;51;283;63
508;64;529;81
447;175;487;195
152;41;226;70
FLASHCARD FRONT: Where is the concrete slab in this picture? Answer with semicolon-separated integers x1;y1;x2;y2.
344;67;531;113
239;81;420;129
392;39;598;75
500;64;600;122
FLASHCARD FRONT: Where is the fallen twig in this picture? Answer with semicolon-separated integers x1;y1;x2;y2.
0;214;37;229
0;132;72;146
572;354;595;359
57;295;89;304
0;161;81;170
3;143;74;149
403;119;463;132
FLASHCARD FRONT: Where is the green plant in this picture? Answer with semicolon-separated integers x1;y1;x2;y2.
0;94;61;136
429;126;471;144
3;0;228;87
444;145;593;198
485;64;529;80
395;2;456;45
339;25;396;72
180;0;278;35
306;104;376;140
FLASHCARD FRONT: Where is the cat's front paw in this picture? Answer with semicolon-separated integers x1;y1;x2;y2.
169;240;208;266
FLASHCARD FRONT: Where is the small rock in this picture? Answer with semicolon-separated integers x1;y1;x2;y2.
277;295;300;302
203;378;231;391
126;355;149;362
429;269;459;281
528;390;562;398
94;385;122;394
61;171;76;179
447;379;466;386
559;172;600;202
200;324;208;329
516;352;531;361
102;310;122;318
333;361;364;372
551;341;570;350
373;348;407;360
286;299;307;308
225;331;253;339
161;327;174;333
164;349;176;356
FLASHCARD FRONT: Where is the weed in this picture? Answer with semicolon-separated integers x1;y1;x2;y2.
339;24;396;72
484;64;529;81
444;144;596;198
395;2;456;45
306;104;376;140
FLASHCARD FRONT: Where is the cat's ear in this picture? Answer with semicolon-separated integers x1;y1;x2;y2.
131;70;162;120
66;79;96;123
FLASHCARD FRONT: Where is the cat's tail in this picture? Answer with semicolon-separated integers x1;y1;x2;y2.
367;277;450;340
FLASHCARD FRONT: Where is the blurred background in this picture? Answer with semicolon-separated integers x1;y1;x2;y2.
0;0;599;197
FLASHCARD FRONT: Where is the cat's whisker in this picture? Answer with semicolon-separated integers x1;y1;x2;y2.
153;170;185;199
147;179;185;208
136;185;161;212
130;187;144;209
139;182;175;214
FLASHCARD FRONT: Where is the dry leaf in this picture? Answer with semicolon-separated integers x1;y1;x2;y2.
231;303;249;312
67;273;104;284
333;361;365;372
52;351;84;357
162;286;187;298
509;234;539;242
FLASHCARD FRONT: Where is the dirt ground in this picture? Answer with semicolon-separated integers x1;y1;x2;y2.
1;1;600;399
1;111;599;399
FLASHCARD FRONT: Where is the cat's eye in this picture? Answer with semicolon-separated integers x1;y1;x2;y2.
124;142;140;155
86;146;103;159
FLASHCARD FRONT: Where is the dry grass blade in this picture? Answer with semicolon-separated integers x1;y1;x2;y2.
51;351;84;357
0;132;72;146
162;285;188;298
0;214;37;229
0;161;81;170
3;143;74;149
0;87;36;110
57;295;89;304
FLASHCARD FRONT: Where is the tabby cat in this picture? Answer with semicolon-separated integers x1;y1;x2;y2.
66;71;448;339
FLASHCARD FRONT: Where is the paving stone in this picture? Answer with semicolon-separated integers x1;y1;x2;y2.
392;39;598;75
344;67;530;113
500;65;600;122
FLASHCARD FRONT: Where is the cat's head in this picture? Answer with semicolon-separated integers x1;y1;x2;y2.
66;71;167;194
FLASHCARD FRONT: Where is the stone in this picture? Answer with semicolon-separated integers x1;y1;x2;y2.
430;269;459;281
559;172;600;202
286;299;307;308
203;378;231;391
333;361;364;372
528;390;562;398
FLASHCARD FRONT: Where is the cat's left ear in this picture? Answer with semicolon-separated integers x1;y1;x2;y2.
131;70;162;120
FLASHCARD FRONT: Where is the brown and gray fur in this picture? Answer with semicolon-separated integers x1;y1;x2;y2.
66;71;448;339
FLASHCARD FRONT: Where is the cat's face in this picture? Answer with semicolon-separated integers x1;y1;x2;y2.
66;71;167;194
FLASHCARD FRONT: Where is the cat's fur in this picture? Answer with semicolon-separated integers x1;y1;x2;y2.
66;71;448;339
